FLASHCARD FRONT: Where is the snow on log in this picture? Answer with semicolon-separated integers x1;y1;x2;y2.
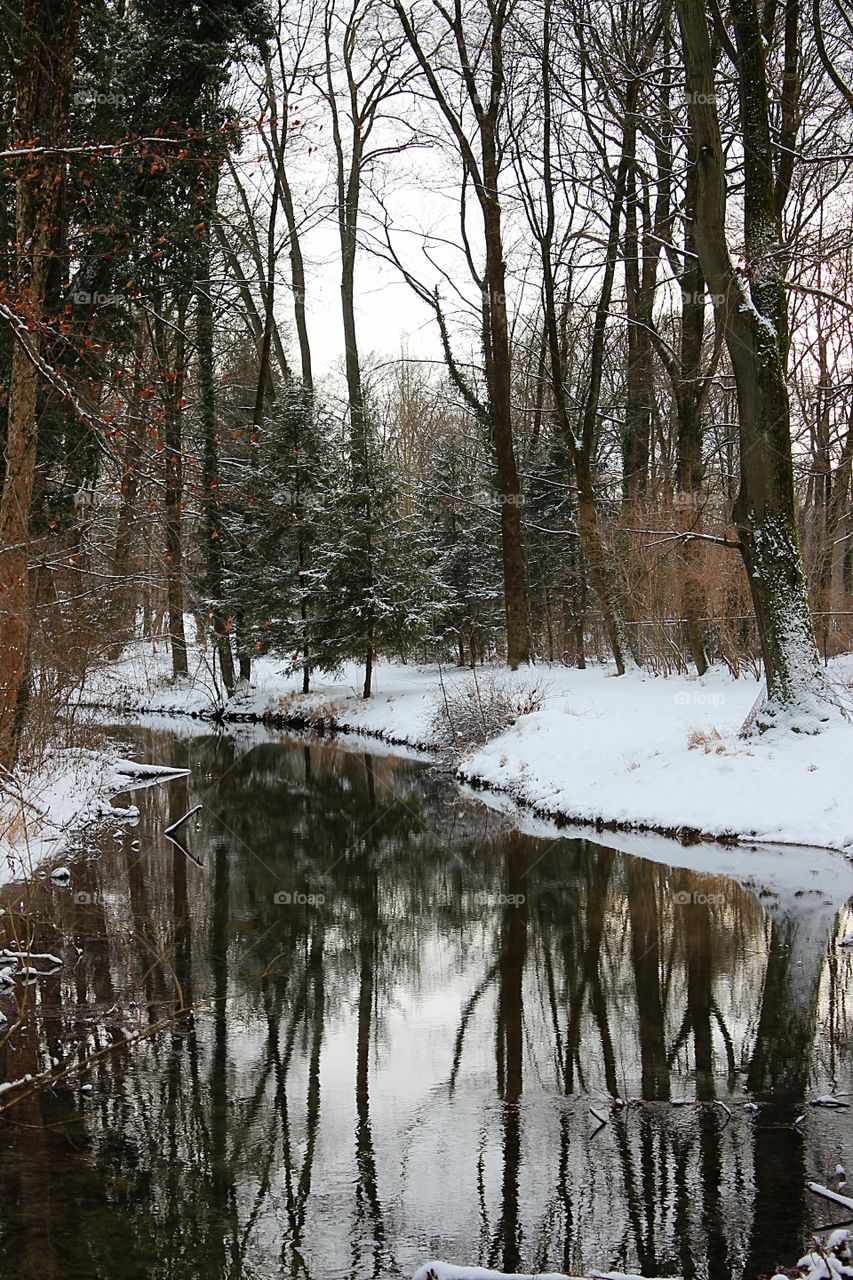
113;759;191;780
411;1264;682;1280
807;1182;853;1213
0;949;62;966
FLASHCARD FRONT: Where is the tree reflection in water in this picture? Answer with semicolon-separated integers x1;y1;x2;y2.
0;726;851;1280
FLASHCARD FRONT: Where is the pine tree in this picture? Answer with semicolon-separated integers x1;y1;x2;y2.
525;427;580;662
306;419;436;693
417;427;504;667
219;384;324;686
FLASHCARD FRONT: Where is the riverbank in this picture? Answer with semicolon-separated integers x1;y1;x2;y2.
79;644;853;855
0;745;189;885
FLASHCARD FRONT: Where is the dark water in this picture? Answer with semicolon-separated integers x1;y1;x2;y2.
0;726;851;1280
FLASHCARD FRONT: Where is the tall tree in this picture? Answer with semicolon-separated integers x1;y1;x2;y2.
0;0;81;767
154;306;189;678
321;0;412;695
675;0;832;725
392;0;532;668
197;162;237;695
512;0;641;673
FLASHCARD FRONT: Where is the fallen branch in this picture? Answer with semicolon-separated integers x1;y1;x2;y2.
807;1182;853;1213
163;804;202;837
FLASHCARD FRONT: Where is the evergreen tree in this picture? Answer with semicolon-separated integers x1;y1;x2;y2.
525;427;580;662
306;418;436;693
418;425;504;666
219;384;324;686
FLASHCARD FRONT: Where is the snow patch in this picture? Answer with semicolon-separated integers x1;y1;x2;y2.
78;646;853;856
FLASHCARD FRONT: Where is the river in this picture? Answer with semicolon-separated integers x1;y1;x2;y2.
0;723;851;1280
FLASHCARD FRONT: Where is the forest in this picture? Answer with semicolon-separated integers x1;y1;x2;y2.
2;5;853;1278
1;0;852;766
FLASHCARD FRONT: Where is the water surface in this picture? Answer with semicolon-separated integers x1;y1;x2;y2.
0;726;851;1280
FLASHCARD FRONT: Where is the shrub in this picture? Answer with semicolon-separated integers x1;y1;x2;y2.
429;669;546;757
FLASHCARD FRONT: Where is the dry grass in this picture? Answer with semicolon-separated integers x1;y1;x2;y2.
686;726;728;753
275;692;347;731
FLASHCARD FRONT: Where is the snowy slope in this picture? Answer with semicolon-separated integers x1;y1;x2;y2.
0;749;189;886
80;646;853;854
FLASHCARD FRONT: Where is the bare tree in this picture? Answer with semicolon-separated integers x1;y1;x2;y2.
675;0;833;725
511;0;644;673
392;0;532;668
319;0;414;696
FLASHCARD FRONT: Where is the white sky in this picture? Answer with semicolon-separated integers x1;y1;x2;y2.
226;93;486;388
298;214;446;378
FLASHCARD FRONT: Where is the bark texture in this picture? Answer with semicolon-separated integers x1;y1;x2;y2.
0;0;81;767
676;0;829;724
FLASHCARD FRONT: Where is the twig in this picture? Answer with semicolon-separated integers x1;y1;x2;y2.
163;804;202;837
589;1105;609;1130
164;832;203;869
715;1100;732;1127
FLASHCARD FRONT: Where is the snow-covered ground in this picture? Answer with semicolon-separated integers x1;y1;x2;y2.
0;747;189;887
410;1238;853;1280
81;645;853;854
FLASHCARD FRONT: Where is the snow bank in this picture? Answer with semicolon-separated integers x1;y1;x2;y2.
80;645;853;854
410;1233;853;1280
411;1264;679;1280
458;659;853;853
0;747;189;887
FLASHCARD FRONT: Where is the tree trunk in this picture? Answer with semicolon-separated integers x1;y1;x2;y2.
813;353;853;662
326;8;375;699
279;164;313;392
235;608;252;683
363;643;373;700
159;310;189;679
676;0;829;726
108;323;147;659
0;0;81;768
197;173;236;696
482;177;531;668
535;5;637;674
622;93;652;502
676;147;709;675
